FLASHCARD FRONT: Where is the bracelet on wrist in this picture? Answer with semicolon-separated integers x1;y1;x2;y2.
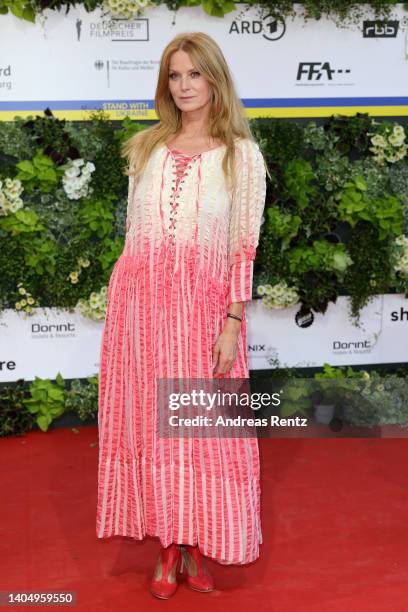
226;313;242;322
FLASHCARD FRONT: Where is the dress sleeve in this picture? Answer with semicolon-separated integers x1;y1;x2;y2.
227;139;267;305
125;174;134;232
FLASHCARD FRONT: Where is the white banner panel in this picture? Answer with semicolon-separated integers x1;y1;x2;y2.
0;294;407;382
246;294;403;369
0;307;101;383
0;4;407;120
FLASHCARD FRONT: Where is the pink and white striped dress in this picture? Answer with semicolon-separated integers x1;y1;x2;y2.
96;137;267;564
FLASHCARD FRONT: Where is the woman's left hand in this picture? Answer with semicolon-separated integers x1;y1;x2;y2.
212;324;240;376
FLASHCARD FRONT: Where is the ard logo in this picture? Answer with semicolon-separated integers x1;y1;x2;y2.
229;14;286;42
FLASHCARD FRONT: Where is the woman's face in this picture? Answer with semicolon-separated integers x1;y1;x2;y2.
168;49;212;114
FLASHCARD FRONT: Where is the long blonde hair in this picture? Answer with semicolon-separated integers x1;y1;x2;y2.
121;31;270;188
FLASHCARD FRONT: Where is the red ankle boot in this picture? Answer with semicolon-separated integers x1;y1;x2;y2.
180;544;214;592
150;543;183;599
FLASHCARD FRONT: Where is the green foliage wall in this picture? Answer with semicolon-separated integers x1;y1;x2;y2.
1;111;407;325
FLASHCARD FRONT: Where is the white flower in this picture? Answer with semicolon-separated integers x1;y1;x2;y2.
9;199;23;213
395;235;408;247
76;287;107;321
388;133;405;147
89;292;101;309
0;177;25;215
271;284;284;297
394;236;408;276
62;159;95;200
331;251;353;272
371;134;387;148
65;166;80;179
392;125;405;138
370;125;407;165
385;152;399;163
73;177;84;189
394;253;408;275
259;281;299;309
106;0;150;17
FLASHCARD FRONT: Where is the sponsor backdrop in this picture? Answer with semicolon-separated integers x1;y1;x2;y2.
0;294;407;382
0;3;407;120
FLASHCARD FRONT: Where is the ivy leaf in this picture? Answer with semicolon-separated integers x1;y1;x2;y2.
202;0;235;17
33;154;53;170
37;414;50;432
20;4;35;22
9;1;35;22
56;372;65;387
39;168;57;182
16;160;35;176
354;176;367;191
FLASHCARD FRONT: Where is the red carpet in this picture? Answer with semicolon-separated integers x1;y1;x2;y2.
1;426;408;611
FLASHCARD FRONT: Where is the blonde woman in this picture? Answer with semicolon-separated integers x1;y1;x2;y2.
96;31;268;598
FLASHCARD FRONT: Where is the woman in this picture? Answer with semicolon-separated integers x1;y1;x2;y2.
96;31;268;598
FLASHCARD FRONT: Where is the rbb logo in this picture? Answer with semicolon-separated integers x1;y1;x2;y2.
297;62;351;81
363;20;399;38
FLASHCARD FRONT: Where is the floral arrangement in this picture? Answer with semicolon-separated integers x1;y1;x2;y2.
367;122;407;166
61;159;96;201
67;256;91;284
0;0;402;25
103;0;152;19
0;178;24;216
76;286;108;321
393;235;408;278
256;281;299;309
15;282;40;313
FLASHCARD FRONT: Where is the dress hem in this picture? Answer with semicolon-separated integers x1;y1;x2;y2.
96;530;262;566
